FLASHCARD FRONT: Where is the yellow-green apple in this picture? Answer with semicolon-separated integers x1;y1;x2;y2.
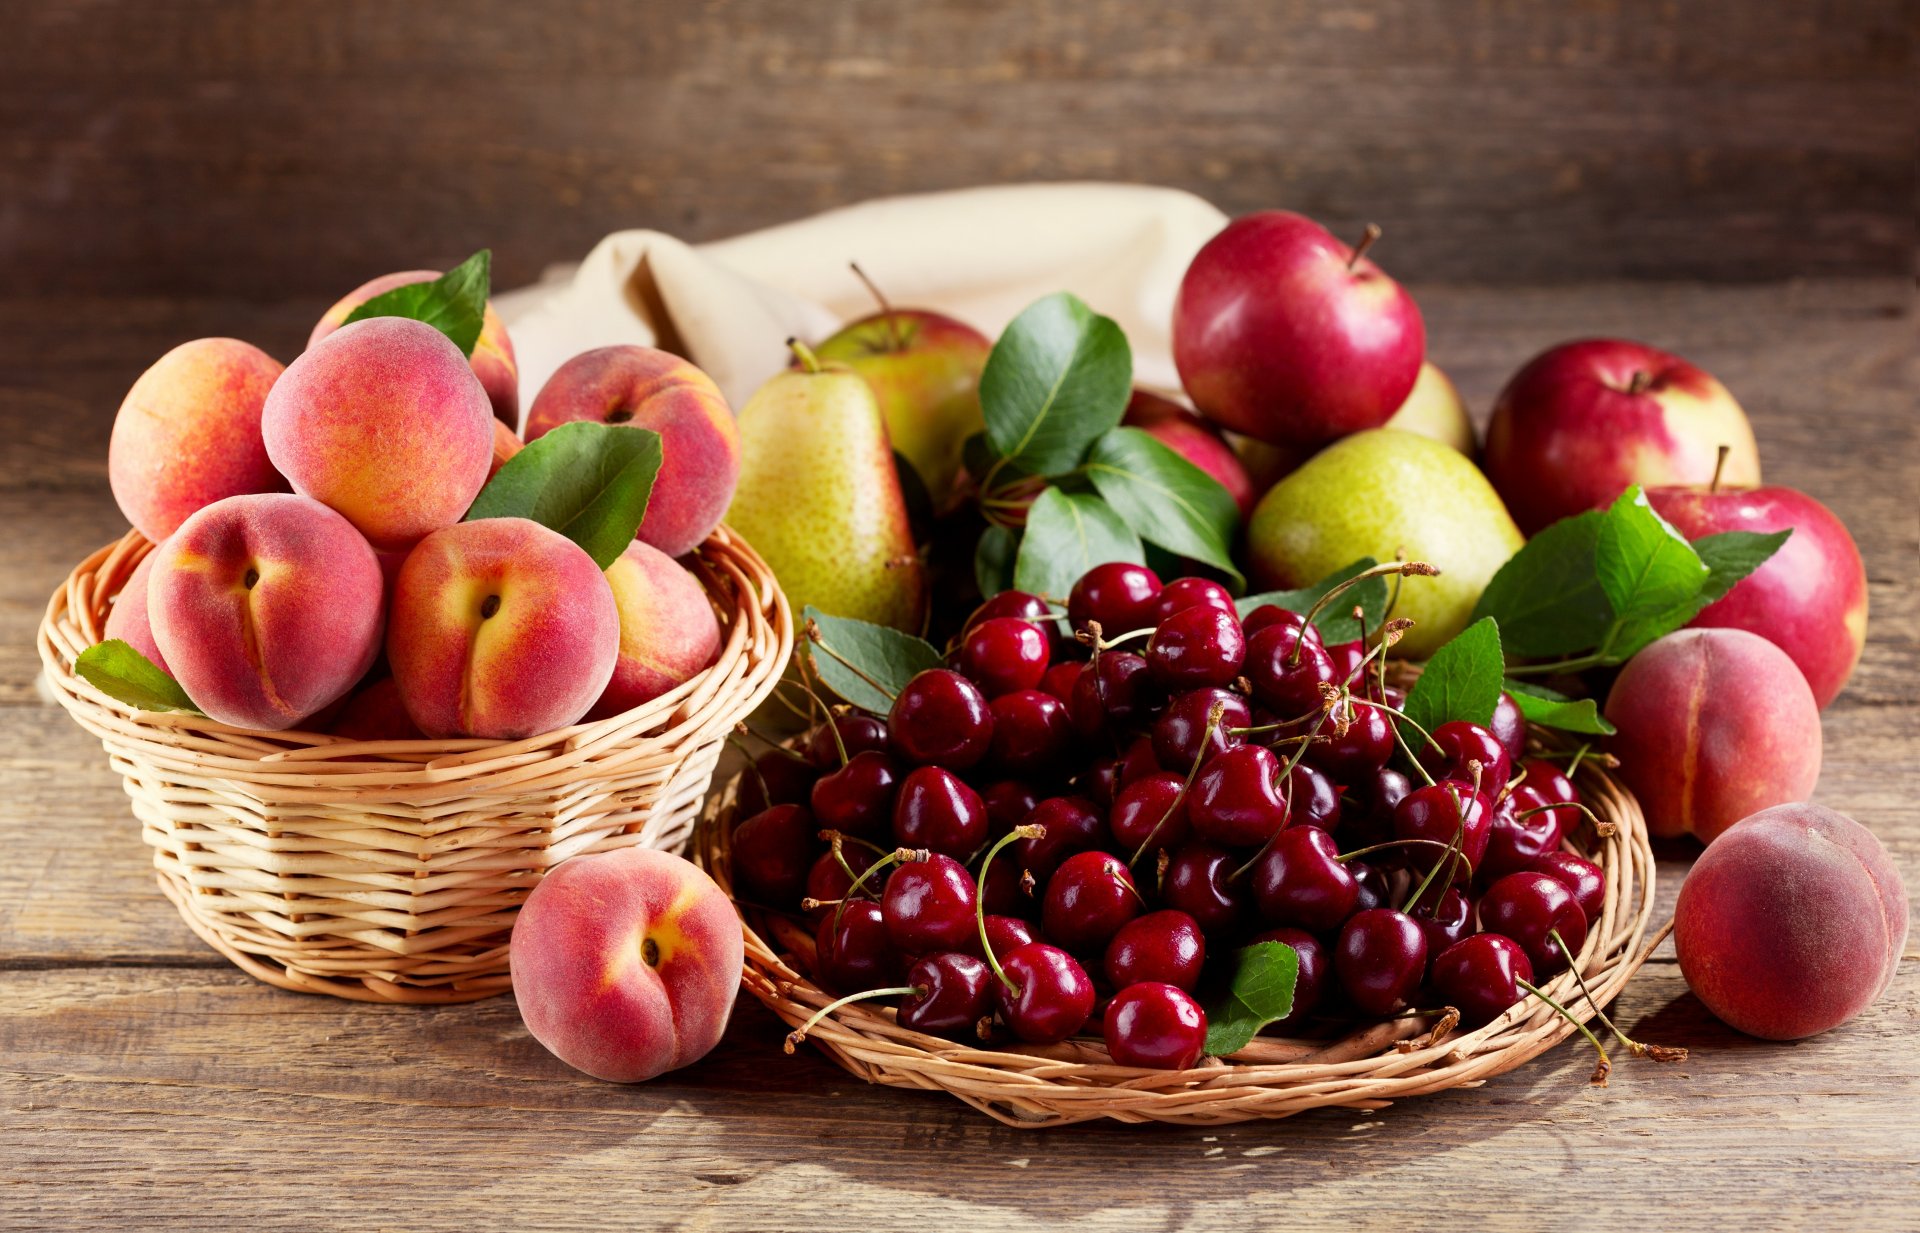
1174;212;1425;447
1647;482;1866;708
1123;390;1256;517
510;846;744;1083
310;269;521;428
1246;429;1523;657
1484;339;1760;534
524;346;740;558
810;309;989;505
1386;361;1475;455
588;540;723;720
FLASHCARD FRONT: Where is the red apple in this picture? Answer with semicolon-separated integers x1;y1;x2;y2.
1648;483;1867;709
1483;339;1760;533
1173;211;1425;448
1123;390;1256;517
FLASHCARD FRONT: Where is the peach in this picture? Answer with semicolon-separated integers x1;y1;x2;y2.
328;677;422;742
524;346;740;557
1676;803;1907;1040
108;338;286;542
147;493;385;730
386;517;619;739
263;317;494;551
309;269;520;427
103;552;169;675
510;845;744;1083
1604;628;1822;844
489;418;522;479
588;541;723;720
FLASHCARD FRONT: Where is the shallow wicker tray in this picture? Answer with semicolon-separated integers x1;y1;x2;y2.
43;526;791;1003
697;742;1657;1127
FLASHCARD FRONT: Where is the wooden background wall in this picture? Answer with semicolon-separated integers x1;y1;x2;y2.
4;0;1913;298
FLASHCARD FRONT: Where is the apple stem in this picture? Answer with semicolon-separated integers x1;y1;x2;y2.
1626;370;1653;396
849;262;905;352
788;337;823;374
1710;443;1730;494
1348;223;1383;270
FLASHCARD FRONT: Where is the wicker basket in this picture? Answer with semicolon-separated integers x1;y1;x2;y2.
42;526;792;1003
697;747;1659;1127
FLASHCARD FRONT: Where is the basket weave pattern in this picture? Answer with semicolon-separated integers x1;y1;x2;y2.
43;527;791;1003
699;752;1657;1127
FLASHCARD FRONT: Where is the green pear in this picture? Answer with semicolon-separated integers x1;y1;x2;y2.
1385;362;1477;457
724;346;927;635
1246;429;1523;657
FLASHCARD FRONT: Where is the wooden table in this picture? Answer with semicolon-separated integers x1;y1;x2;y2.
4;279;1914;1230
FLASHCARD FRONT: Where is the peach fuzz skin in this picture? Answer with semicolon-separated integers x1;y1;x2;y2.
147;493;385;731
386;517;618;740
510;846;744;1083
309;269;520;427
1604;628;1821;844
524;346;740;558
589;540;723;720
108;338;287;543
104;553;170;676
264;317;495;552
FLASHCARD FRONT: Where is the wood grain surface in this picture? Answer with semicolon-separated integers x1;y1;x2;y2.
3;276;1914;1230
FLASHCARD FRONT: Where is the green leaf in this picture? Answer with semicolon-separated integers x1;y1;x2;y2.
1471;510;1613;658
1083;427;1243;587
1012;488;1144;602
465;421;661;570
1235;558;1386;644
1203;941;1300;1057
1404;617;1505;733
1504;679;1616;736
1595;487;1709;660
974;524;1018;598
802;606;943;715
74;640;199;714
978;293;1132;479
1693;529;1792;609
342;250;491;357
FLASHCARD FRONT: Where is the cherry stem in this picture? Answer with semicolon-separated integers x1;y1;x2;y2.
1131;702;1226;870
1347;223;1382;270
788;337;823;374
848;261;905;352
1518;977;1613;1087
734;722;812;762
1230;707;1332;882
725;735;773;803
831;847;923;935
1515;799;1613;838
1334;837;1459;865
976;824;1044;995
1087;624;1157;652
1548;929;1689;1062
1291;560;1437;665
804;619;899;704
785;985;921;1052
1399;775;1476;912
820;828;888;858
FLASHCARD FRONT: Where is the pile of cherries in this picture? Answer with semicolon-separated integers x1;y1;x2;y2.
732;561;1623;1074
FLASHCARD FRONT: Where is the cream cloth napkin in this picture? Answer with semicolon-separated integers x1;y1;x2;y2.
493;183;1230;420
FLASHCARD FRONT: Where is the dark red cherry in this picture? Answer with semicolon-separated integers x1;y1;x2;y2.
1334;908;1428;1015
1431;933;1535;1025
965;589;1053;633
1489;692;1527;766
809;750;901;839
1067;562;1163;641
1533;851;1605;923
1039;660;1082;702
1250;926;1328;1029
815;900;903;992
1518;757;1580;809
1068;651;1157;739
1481;786;1567;881
1245;623;1337;719
892;766;989;858
1154;577;1237;623
1116;733;1163;786
1107;771;1190;857
1103;982;1207;1069
980;778;1041;836
1393;779;1494;889
898;951;993;1036
1104;909;1206;991
802;845;875;923
978;858;1028;917
881;854;979;955
1349;859;1392;914
1251;825;1358;931
1078;755;1122;808
1303;700;1394;782
974;913;1038;959
1041;851;1140;954
803;714;890;767
1285;761;1343;831
889;669;994;769
1188;744;1288;847
1325;637;1367;689
1151;687;1249;769
955;616;1051;697
1419;721;1512;794
1413;886;1473;956
1015;795;1105;881
1241;605;1319;644
994;941;1095;1043
1160;842;1250;936
737;750;817;815
1340;765;1412;846
1145;605;1246;689
730;804;818;905
1479;871;1588;977
987;688;1075;776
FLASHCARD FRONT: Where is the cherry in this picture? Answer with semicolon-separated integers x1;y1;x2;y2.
1103;982;1207;1069
1241;604;1319;644
1419;720;1512;793
993;941;1095;1043
889;669;994;769
1161;842;1250;936
803;845;875;922
1151;687;1249;768
803;714;890;767
965;589;1053;633
1349;860;1391;913
1325;637;1367;688
897;951;994;1036
1481;786;1567;881
1518;757;1580;809
1067;562;1162;641
1285;761;1343;831
1251;825;1359;930
815;900;903;992
1145;605;1246;689
1042;850;1140;954
881;853;980;955
1078;755;1122;807
1107;771;1191;857
1245;623;1337;719
1116;732;1163;787
1489;692;1527;766
1334;907;1428;1015
955;616;1051;697
1479;871;1587;977
1250;926;1328;1028
1340;765;1412;846
977;913;1038;958
1104;909;1206;991
1303;700;1394;782
1413;886;1473;956
730;804;818;905
1155;577;1237;623
1430;933;1535;1026
980;778;1041;836
1533;851;1605;923
978;857;1028;916
1393;779;1493;889
892;766;989;858
737;750;817;815
1039;660;1082;702
809;750;901;839
1189;744;1288;847
1068;650;1157;739
1014;795;1105;881
987;688;1075;776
